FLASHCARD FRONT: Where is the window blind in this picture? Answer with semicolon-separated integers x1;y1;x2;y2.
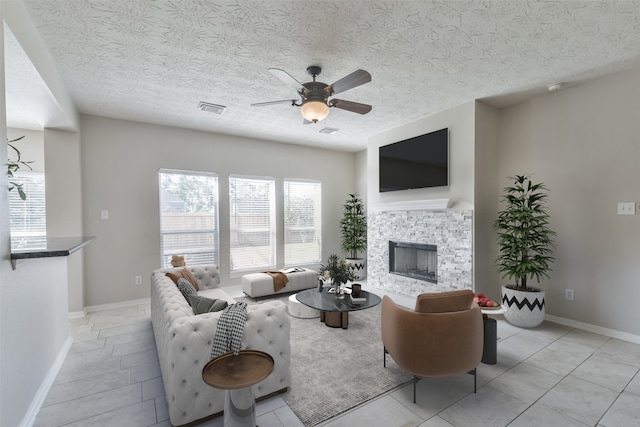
284;179;321;265
159;169;219;268
229;175;276;272
9;171;47;248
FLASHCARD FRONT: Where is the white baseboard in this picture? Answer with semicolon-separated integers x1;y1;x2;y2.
68;298;151;319
82;298;151;314
20;336;73;427
68;309;87;319
545;314;640;344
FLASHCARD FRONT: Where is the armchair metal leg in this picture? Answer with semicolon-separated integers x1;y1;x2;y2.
466;367;477;393
383;347;388;368
474;368;477;392
413;376;420;403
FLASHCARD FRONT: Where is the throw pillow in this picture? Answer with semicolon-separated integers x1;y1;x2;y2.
176;277;197;304
189;295;228;315
166;268;200;291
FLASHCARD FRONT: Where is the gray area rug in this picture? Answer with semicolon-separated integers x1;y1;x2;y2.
240;294;412;426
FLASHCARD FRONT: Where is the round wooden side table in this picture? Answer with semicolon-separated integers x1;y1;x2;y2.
202;350;274;427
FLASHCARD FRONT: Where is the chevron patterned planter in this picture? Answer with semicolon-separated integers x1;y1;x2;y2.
345;258;366;280
501;285;545;328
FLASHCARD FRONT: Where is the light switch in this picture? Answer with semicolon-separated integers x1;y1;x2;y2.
101;210;109;220
617;202;636;215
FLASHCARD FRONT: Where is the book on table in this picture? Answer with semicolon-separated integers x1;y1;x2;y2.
280;267;305;274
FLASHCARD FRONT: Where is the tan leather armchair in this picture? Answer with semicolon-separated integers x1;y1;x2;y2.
381;289;483;402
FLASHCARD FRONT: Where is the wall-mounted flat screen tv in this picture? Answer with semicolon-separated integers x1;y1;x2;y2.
379;128;449;192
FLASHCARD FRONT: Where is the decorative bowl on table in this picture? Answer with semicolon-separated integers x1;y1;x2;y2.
474;292;499;309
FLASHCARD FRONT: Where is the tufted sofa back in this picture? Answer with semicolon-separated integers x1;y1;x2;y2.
150;265;291;426
162;264;221;290
188;265;221;289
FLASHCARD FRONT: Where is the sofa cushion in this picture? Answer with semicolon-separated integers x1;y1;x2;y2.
177;277;197;304
199;288;238;306
415;289;474;313
189;295;228;314
166;268;200;291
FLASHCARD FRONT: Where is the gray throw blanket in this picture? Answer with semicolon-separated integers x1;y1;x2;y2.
210;302;248;359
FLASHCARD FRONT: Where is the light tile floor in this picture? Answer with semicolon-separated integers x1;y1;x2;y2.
34;286;640;427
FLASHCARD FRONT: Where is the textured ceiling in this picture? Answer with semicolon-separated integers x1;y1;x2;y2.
15;0;640;151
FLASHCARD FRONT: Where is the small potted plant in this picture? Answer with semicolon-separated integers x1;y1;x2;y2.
493;175;556;327
320;253;356;297
340;193;367;279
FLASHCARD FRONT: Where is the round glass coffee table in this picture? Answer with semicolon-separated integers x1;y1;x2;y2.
295;287;381;329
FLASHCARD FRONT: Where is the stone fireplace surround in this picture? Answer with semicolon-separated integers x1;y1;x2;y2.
368;202;473;298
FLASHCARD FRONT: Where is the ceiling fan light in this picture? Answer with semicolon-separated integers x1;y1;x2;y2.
300;100;329;123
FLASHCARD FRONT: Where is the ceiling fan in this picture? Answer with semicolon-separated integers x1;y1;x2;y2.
251;66;372;124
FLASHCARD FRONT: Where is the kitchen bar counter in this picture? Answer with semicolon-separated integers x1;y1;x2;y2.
10;236;95;269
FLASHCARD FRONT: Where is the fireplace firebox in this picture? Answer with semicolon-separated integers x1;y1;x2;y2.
389;241;437;283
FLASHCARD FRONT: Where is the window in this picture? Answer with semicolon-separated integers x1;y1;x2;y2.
284;179;321;265
159;170;219;268
9;171;47;249
229;175;275;272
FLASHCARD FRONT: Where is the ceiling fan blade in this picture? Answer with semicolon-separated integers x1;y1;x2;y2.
268;68;303;90
251;99;297;107
331;99;372;115
326;69;371;96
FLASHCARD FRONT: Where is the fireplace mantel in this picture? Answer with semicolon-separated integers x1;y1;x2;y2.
369;199;451;213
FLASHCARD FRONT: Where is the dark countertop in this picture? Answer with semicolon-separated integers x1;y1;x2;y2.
11;236;95;260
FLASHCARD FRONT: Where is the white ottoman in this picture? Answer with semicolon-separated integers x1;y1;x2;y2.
242;268;318;298
287;294;320;319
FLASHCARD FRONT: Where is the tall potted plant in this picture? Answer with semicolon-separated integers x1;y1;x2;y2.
340;193;367;279
493;175;556;328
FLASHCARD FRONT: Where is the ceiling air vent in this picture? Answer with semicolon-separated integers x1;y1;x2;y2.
318;127;339;134
198;102;226;115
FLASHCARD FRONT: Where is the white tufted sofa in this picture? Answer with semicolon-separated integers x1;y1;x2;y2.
150;265;291;426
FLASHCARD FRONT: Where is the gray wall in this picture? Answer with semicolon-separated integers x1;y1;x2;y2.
493;68;640;336
367;101;476;210
473;101;500;300
355;149;368;204
80;114;356;306
44;129;85;312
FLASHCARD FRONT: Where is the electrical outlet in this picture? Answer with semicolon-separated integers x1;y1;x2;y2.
135;276;142;286
617;202;636;215
101;210;109;220
565;289;574;301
